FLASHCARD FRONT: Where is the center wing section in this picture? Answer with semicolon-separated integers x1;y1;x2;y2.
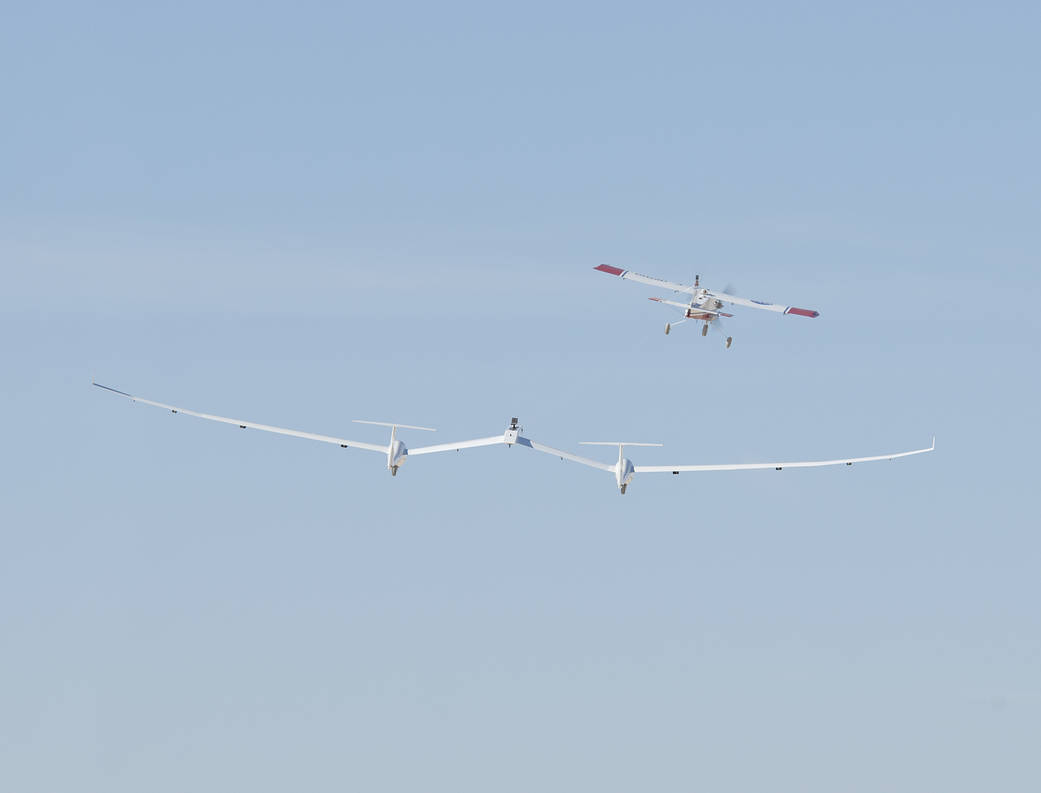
94;382;388;453
408;435;508;455
514;436;615;472
594;264;695;295
648;297;733;317
634;439;934;473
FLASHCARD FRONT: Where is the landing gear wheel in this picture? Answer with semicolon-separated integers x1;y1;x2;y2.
665;322;671;335
701;324;709;337
725;336;733;349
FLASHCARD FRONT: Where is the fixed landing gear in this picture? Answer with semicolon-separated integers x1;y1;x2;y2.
620;484;628;495
391;466;398;476
701;324;709;337
665;322;671;335
725;336;733;349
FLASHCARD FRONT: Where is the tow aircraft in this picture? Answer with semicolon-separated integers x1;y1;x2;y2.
594;264;819;347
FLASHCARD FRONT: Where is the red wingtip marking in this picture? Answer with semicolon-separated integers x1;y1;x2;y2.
786;307;819;318
648;297;662;302
595;264;625;276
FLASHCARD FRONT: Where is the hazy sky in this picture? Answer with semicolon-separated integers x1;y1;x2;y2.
2;2;1039;791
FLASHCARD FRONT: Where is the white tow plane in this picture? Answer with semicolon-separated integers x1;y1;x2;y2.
594;264;820;347
95;382;933;496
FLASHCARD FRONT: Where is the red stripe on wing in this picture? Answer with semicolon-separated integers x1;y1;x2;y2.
785;307;819;318
595;264;625;276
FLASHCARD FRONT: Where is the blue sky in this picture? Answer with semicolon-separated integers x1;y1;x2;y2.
2;2;1039;790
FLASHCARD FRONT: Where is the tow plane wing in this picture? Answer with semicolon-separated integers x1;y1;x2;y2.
594;264;696;294
704;289;819;318
595;264;820;322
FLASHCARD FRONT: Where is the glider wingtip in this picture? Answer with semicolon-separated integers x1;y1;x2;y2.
93;381;134;398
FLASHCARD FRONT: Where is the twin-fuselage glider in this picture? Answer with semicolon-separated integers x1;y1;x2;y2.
94;383;931;495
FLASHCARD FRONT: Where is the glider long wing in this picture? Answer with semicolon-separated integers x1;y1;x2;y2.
94;382;390;453
634;439;934;474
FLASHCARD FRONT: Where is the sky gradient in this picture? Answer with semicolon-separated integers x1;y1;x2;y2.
2;2;1040;791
